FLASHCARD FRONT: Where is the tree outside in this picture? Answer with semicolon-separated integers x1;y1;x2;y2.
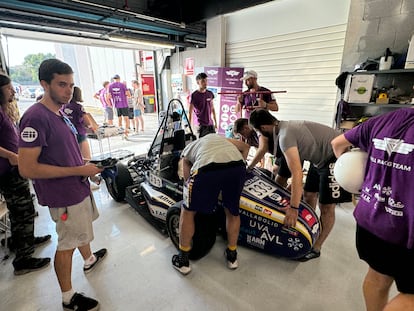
10;52;55;85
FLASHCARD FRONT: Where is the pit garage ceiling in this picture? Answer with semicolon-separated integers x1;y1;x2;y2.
0;0;273;50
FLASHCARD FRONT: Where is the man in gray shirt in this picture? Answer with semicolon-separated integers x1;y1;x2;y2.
249;109;351;261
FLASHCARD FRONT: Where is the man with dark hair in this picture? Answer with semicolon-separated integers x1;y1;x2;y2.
108;74;131;136
0;73;51;275
249;109;351;261
188;72;217;137
18;58;107;310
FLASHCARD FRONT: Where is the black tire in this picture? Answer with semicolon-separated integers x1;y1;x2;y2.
166;201;218;260
166;203;181;250
104;162;133;202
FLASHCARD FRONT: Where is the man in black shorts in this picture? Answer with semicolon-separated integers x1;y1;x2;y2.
249;109;351;261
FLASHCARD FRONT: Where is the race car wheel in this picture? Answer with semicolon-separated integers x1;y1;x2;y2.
166;201;218;260
166;203;181;250
104;162;133;202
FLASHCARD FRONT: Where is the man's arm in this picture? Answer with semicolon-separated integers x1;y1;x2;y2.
210;102;218;129
247;135;268;170
18;147;103;179
104;92;112;107
188;103;194;125
0;146;18;166
282;146;303;227
227;139;250;160
331;134;353;158
180;158;192;180
266;99;278;112
235;95;243;118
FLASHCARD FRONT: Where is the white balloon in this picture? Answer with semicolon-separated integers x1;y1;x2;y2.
334;149;368;194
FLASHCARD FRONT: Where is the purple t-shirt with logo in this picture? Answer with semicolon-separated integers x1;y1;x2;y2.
345;108;414;249
0;107;18;175
98;88;108;108
62;101;87;136
19;103;90;208
241;86;273;118
190;90;214;126
108;82;128;108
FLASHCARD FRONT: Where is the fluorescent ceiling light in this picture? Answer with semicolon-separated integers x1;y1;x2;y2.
109;36;175;49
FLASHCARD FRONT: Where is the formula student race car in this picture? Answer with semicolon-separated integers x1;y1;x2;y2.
103;99;321;260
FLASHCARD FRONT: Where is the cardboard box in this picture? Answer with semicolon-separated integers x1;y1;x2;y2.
405;33;414;69
344;74;375;103
340;120;355;130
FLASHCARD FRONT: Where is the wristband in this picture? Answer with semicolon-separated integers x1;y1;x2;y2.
290;205;299;210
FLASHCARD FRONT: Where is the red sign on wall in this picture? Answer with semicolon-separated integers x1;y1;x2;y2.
185;57;194;76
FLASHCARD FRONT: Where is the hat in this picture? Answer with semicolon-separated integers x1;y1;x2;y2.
112;74;120;79
240;70;258;81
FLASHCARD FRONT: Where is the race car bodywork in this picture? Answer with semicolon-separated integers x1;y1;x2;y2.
103;99;320;260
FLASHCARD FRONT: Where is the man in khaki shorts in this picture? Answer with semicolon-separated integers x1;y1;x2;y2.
18;59;107;311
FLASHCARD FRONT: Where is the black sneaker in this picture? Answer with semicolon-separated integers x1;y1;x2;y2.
84;248;107;274
225;248;238;269
1;234;51;251
62;292;99;311
13;257;51;275
172;253;191;275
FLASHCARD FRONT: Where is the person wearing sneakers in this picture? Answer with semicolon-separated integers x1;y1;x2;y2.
0;73;51;275
108;74;131;136
172;134;249;275
18;59;107;311
249;109;352;262
131;80;145;133
188;72;218;138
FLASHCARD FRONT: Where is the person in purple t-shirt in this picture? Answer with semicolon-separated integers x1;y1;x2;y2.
18;59;107;311
332;108;414;311
108;74;131;135
93;81;113;125
0;73;51;275
236;70;278;119
189;72;217;138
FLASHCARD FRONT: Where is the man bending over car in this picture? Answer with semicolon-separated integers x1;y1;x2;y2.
172;134;249;275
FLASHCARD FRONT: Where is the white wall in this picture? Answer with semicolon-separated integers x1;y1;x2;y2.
226;0;350;41
224;0;351;126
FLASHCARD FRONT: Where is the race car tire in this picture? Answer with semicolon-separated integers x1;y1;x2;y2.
166;202;218;260
104;162;133;202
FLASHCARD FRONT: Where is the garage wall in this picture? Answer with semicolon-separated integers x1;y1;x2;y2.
341;0;414;72
225;0;351;126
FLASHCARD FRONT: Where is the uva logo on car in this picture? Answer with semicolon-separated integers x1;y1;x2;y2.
237;171;320;259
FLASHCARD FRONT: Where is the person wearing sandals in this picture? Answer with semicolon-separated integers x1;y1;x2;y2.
18;59;107;311
249;109;352;262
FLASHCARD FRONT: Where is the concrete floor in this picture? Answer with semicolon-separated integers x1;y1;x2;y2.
0;111;395;311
